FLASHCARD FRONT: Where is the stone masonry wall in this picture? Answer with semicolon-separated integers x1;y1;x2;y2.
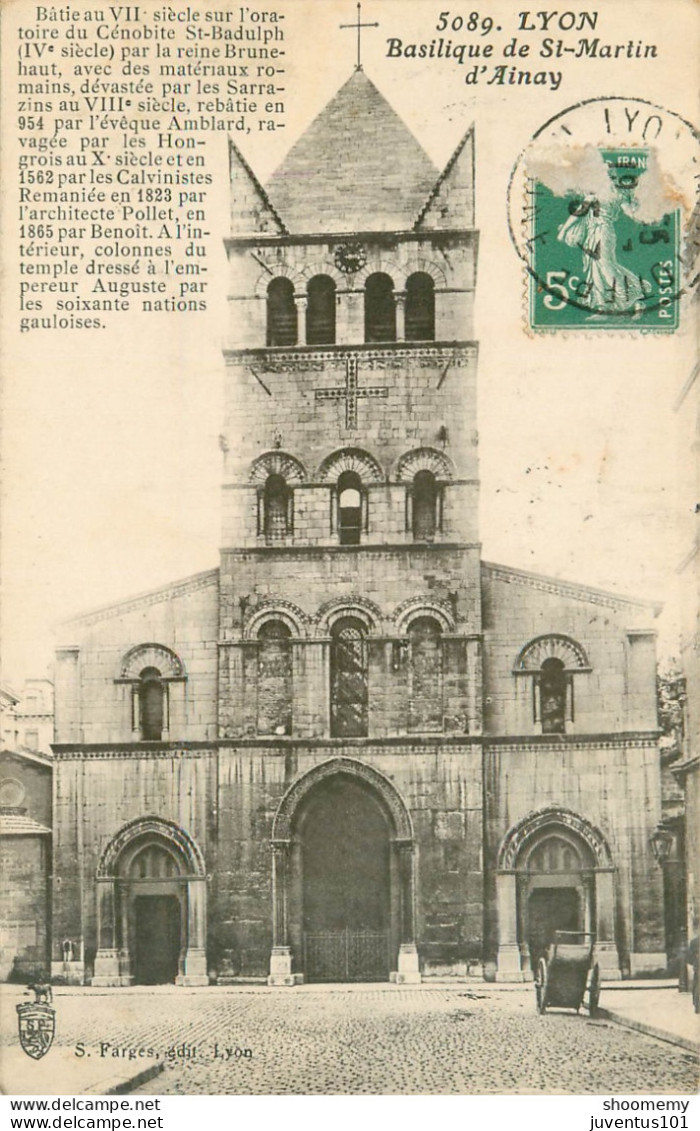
225;235;477;352
483;738;665;969
218;545;482;739
55;575;220;744
0;752;52;982
51;751;213;975
481;564;659;736
51;740;482;982
220;345;478;549
212;742;483;979
0;837;49;981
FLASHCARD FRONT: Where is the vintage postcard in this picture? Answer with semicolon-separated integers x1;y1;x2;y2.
0;0;698;1099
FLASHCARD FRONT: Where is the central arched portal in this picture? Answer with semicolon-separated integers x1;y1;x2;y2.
269;759;420;985
302;776;391;981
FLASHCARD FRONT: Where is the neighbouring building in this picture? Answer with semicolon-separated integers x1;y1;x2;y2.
0;681;54;981
1;679;54;756
50;69;666;988
0;746;52;982
673;359;700;967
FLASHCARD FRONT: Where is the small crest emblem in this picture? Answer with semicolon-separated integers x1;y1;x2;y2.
17;982;56;1060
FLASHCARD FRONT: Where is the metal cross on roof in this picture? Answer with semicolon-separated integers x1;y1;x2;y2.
340;3;379;71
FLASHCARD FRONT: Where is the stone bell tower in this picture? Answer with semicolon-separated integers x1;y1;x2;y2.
216;68;484;983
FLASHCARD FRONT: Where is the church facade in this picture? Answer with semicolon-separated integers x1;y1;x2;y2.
51;71;666;987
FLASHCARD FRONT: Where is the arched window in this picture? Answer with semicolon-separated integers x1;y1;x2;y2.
514;634;588;735
364;273;396;343
539;658;567;735
405;273;435;340
138;667;166;741
257;620;292;735
121;645;183;742
127;842;181;881
408;617;443;732
266;277;297;346
527;835;583;874
412;469;439;541
263;473;291;542
306;275;336;345
337;470;363;545
330;617;369;737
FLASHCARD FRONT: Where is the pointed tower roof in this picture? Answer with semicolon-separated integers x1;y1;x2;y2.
265;70;439;234
228;139;288;237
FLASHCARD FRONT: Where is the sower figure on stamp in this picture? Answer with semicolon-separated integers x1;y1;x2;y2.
556;169;652;318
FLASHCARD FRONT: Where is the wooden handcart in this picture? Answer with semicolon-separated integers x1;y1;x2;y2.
534;931;601;1016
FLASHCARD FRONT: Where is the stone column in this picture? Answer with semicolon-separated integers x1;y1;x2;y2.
130;686;140;740
294;295;308;345
177;878;209;985
161;683;171;741
391;840;421;983
466;636;483;735
54;645;81;742
395;292;406;341
268;841;300;985
594;869;621;978
92;880;131;986
294;639;327;738
342;288;364;342
495;872;529;981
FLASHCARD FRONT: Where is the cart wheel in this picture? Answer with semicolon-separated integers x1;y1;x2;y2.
535;957;548;1014
588;963;601;1017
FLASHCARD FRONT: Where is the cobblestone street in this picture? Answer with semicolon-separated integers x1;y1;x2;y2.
3;985;698;1095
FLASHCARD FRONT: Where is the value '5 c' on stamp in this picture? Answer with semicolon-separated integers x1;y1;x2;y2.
507;98;700;334
529;147;680;330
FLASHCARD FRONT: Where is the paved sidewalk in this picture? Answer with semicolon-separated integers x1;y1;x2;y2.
598;984;699;1052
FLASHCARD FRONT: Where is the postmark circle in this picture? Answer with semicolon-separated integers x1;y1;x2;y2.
507;97;700;331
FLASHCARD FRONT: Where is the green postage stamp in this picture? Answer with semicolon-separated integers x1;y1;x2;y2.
507;97;700;333
529;148;680;330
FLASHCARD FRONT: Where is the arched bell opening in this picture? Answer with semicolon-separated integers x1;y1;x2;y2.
364;273;396;343
267;277;297;346
405;272;435;341
337;470;364;545
306;274;336;345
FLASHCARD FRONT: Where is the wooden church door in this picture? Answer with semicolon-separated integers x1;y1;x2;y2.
301;777;390;981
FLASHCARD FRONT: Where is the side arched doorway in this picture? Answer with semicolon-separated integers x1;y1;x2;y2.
518;832;595;971
495;808;620;981
92;818;208;987
269;758;420;985
125;840;184;985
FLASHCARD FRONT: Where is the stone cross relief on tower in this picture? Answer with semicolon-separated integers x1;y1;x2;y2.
314;356;388;430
